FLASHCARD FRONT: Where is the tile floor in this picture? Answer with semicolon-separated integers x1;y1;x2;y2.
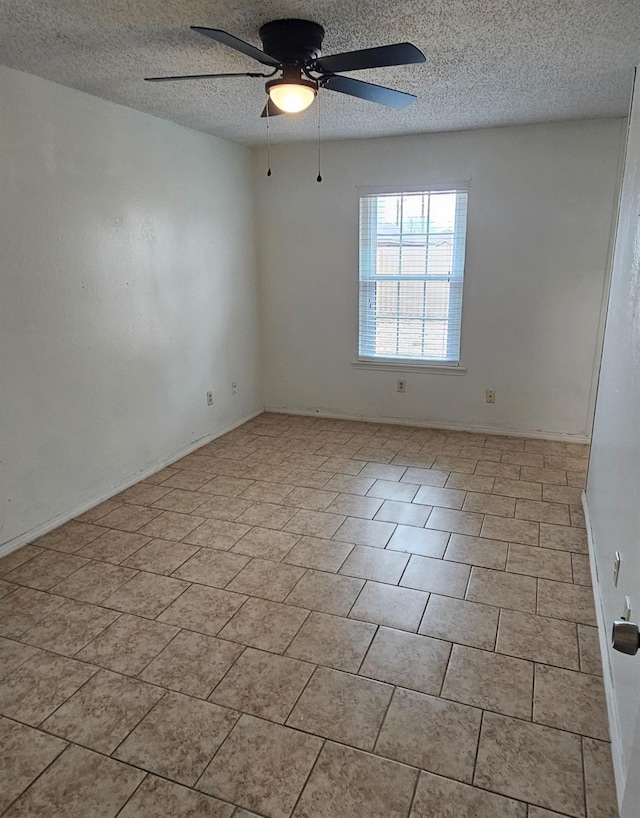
0;413;619;817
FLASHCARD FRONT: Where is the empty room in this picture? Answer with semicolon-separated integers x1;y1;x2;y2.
1;1;640;816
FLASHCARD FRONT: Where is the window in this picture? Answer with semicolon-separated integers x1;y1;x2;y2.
358;185;468;365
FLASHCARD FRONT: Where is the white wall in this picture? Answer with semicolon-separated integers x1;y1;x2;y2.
254;119;624;439
586;76;640;817
0;66;262;552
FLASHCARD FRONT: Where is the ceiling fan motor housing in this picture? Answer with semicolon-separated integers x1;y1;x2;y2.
259;19;325;64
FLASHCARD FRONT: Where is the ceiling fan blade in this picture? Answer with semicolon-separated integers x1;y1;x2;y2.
261;98;285;117
145;71;269;82
191;27;280;68
320;75;416;108
314;42;425;74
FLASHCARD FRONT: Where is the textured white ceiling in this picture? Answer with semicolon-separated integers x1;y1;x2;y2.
1;0;639;145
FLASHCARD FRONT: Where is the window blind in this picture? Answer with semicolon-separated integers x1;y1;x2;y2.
358;186;468;365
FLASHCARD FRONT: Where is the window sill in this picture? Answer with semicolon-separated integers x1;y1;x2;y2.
351;360;467;375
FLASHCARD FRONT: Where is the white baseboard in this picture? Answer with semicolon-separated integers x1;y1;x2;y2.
265;405;591;443
0;409;264;561
582;491;624;810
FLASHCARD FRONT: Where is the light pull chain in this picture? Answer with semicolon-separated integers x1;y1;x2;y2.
316;91;322;183
266;101;272;177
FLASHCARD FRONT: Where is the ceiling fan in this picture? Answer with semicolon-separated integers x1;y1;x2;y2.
145;19;426;116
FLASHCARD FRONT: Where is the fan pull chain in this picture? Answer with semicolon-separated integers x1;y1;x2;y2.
266;102;272;177
316;91;322;183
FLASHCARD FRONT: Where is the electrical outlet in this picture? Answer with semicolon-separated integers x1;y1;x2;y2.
485;389;496;404
231;381;237;396
206;391;213;406
397;379;406;393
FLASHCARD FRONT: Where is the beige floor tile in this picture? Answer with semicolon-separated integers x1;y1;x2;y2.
367;479;419;503
21;599;119;656
76;614;178;674
0;717;68;813
285;569;364;615
442;644;533;719
433;455;476;474
324;474;376;495
410;770;526;818
400;466;448;486
202;476;256;498
400;554;470;598
339;544;409;584
543;485;584;505
283;487;339;511
140;630;243;698
283;509;347;538
426;508;483;536
98;504;162;533
360;627;451;694
282;536;353;572
293;740;417;818
225;558;304;601
286;611;376;672
118;775;234;818
194;495;254;521
497;610;579;670
376;688;481;782
492;478;542;500
183;519;251;550
231;527;299;562
285;467;334;488
374;499;432;526
151;488;208;514
515;499;570;525
476;461;521;480
0;579;16;598
466;566;537;612
326;493;384;520
534;665;609;739
360;462;408;481
0;545;43;576
420;595;499;650
210;647;313;723
32;521;105;554
474;712;584;817
463;492;516;517
354;447;395;464
158;585;247;637
139;511;204;541
218;597;309;653
104;571;189;618
521;467;568;486
578;625;603;676
528;808;576;818
570;504;586;528
3;744;144;818
0;587;67;639
287;666;392;750
76;500;125;522
444;533;508;570
506;543;573;582
386;525;449;557
583;737;619;818
0;638;39;681
238;481;293;505
537;579;596;625
318;457;365;475
349;582;428;632
413;485;466;509
76;530;150;564
143;465;181;483
197;714;322;818
50;561;138;603
42;668;162;753
333;517;396;548
173;549;249;588
481;515;539;546
4;550;88;591
117;484;172;506
539;523;588;553
115;691;237;786
0;650;96;725
159;470;213;491
121;539;198;574
245;463;295;482
445;473;495;493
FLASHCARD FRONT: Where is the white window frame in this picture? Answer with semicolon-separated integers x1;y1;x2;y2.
356;183;469;372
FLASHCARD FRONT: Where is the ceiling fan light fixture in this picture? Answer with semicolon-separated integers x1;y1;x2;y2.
266;77;317;113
